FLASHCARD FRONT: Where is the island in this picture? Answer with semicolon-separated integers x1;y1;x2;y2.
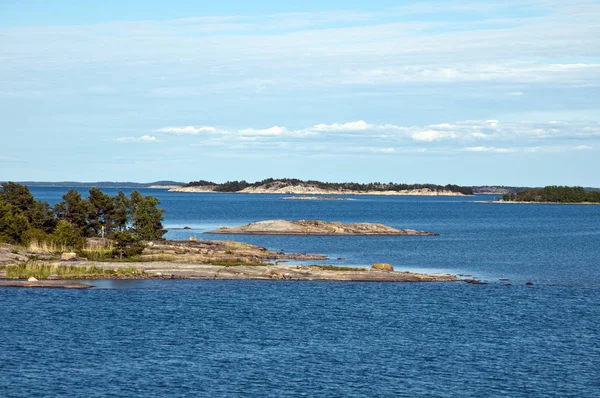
499;186;600;204
0;240;458;284
0;182;458;287
168;178;473;196
207;220;438;236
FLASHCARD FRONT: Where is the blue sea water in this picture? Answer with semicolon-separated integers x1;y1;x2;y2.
1;187;600;397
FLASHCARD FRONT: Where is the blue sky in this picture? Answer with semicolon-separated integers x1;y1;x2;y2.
1;0;599;185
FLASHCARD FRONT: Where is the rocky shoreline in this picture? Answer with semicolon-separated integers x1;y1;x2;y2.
478;200;600;205
281;196;354;201
0;280;92;289
169;186;467;196
0;263;459;284
207;220;438;236
0;239;459;287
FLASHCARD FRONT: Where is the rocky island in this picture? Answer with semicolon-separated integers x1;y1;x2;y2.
207;220;438;236
499;186;600;204
168;178;473;196
1;240;458;284
0;182;456;288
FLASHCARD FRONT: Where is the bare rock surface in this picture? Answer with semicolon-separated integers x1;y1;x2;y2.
0;280;93;289
80;261;459;283
139;239;328;262
0;246;30;265
208;220;438;236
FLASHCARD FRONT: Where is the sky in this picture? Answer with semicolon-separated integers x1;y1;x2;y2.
1;0;599;186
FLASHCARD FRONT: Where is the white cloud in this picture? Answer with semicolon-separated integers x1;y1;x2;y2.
113;135;157;142
463;145;593;153
155;126;218;135
463;146;516;153
411;130;457;142
345;146;396;154
157;120;600;146
311;120;371;132
238;126;288;136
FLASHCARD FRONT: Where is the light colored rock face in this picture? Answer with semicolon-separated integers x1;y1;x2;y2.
148;185;183;189
92;262;459;282
241;186;464;196
60;252;78;261
0;247;29;265
208;220;438;236
28;277;39;282
168;186;216;192
168;181;467;196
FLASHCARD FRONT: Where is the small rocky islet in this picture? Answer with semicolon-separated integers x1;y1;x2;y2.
207;219;439;236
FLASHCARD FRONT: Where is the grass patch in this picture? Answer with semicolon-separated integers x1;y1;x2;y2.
27;238;115;261
78;240;114;261
27;240;69;254
309;265;368;272
5;263;140;279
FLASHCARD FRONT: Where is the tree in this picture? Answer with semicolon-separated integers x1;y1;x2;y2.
129;191;166;240
26;200;57;234
112;230;146;258
0;182;35;213
52;220;83;248
112;190;130;231
87;187;116;236
54;189;92;236
0;200;30;244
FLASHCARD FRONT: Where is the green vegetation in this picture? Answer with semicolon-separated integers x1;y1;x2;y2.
214;180;252;192
0;182;166;258
309;264;368;271
186;180;217;187
502;186;600;203
4;263;140;279
183;177;473;195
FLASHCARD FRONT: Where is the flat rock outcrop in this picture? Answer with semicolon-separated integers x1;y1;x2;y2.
0;280;93;289
81;262;459;283
208;220;438;236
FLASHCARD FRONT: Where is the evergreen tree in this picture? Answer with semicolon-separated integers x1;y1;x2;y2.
0;200;30;244
54;189;92;236
129;190;166;240
87;187;116;235
113;190;130;231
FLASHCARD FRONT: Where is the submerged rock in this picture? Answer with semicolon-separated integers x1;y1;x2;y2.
464;279;487;285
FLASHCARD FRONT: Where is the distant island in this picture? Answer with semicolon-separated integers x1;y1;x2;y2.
500;186;600;204
169;178;474;196
9;181;185;189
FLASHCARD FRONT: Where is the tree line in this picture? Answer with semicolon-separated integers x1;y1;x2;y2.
185;178;473;195
0;182;165;252
502;186;600;203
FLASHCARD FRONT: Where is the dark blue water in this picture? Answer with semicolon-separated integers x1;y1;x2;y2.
2;187;600;397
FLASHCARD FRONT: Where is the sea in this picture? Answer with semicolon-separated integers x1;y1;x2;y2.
1;187;599;397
